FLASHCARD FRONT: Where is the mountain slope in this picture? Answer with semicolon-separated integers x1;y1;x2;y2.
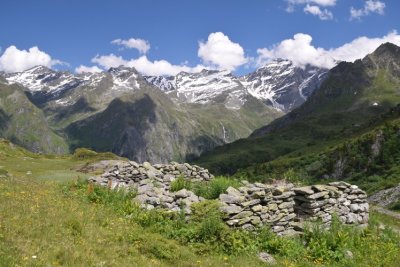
1;66;281;162
194;42;400;175
0;83;68;154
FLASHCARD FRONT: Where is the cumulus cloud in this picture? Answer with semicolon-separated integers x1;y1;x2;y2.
350;0;385;20
92;54;206;76
257;31;400;69
0;45;62;73
198;32;248;71
286;0;336;12
75;65;103;74
303;4;333;20
111;38;150;54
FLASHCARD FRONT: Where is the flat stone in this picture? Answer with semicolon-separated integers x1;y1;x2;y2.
251;204;263;212
174;189;190;198
273;191;295;200
232;211;254;220
294;186;314;195
219;194;245;204
278;201;294;209
241;199;261;207
307;191;330;200
226;186;241;196
220;205;243;215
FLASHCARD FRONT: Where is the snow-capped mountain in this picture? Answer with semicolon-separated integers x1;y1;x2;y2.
3;65;144;107
4;66;82;97
145;60;328;112
3;60;327;112
241;59;328;112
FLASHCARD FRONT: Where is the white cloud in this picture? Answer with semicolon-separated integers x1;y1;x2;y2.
304;4;333;20
75;65;103;73
92;54;206;76
257;31;400;69
198;32;248;71
286;0;336;12
350;0;385;20
111;38;150;54
0;45;62;73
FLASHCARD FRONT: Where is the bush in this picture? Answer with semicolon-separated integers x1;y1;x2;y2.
194;176;240;199
170;175;192;192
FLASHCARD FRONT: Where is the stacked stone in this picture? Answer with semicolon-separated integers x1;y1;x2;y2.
328;182;369;225
134;185;202;214
293;182;369;226
219;182;297;235
89;160;214;190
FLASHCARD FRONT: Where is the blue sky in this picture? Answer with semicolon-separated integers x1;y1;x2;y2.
0;0;399;76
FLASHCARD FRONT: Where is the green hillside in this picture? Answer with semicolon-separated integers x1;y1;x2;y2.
194;43;400;189
1;139;399;266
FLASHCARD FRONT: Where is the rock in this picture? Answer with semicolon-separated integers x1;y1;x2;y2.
307;191;330;200
174;189;190;198
232;211;253;220
251;204;263;212
241;199;261;207
258;252;276;265
200;173;210;180
242;224;255;230
278;201;294;209
347;213;358;224
220;205;242;215
251;190;266;199
143;162;156;171
294;186;314;195
176;164;188;172
273;191;295;199
137;184;154;194
345;250;353;259
219;194;244;204
226;186;241;196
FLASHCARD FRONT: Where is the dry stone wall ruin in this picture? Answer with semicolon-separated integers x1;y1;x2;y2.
90;161;369;235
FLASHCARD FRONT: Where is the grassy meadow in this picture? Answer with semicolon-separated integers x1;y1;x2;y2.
0;139;400;266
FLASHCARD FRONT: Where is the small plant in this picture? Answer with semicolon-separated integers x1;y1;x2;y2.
170;175;192;192
194;176;240;199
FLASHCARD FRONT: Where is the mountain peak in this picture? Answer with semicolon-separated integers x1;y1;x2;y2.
373;42;400;57
108;65;139;76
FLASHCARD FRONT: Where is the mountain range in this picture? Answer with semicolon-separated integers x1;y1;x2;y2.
195;42;400;186
0;59;326;162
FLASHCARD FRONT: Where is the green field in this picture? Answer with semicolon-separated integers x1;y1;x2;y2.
1;140;400;266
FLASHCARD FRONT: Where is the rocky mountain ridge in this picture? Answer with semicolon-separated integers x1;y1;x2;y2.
145;59;328;112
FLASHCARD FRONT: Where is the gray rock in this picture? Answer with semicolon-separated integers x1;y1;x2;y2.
258;252;276;265
220;205;242;215
174;189;190;198
294;186;314;195
232;211;253;220
241;199;261;207
219;193;244;204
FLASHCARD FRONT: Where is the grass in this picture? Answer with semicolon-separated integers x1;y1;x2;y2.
0;171;260;267
1;140;400;266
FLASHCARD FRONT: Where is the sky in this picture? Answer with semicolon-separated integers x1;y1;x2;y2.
0;0;399;76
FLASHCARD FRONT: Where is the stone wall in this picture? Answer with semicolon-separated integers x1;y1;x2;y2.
89;161;213;213
294;182;369;226
218;182;297;235
90;161;369;234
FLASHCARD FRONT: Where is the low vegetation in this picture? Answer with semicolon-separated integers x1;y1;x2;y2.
1;139;400;266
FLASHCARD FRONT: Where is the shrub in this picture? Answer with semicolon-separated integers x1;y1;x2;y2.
170;175;192;192
194;176;240;199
